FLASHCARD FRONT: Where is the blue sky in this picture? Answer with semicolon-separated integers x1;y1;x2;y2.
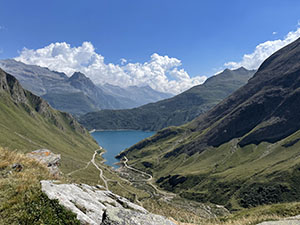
1;0;300;93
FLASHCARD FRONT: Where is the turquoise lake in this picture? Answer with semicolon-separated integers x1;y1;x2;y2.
91;130;155;168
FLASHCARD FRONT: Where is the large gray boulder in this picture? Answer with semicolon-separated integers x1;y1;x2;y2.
41;180;176;225
257;220;300;225
257;215;300;225
102;206;175;225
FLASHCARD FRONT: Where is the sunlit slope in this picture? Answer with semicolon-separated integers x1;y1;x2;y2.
0;68;99;174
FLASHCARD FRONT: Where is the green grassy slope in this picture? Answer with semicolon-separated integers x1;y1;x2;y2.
117;38;300;209
0;148;80;225
79;67;255;131
121;129;300;209
0;68;99;175
0;68;152;204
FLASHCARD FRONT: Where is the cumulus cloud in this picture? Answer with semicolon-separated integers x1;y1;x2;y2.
15;42;206;94
225;27;300;70
120;58;127;65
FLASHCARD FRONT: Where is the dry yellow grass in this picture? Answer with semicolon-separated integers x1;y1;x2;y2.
0;147;52;189
143;196;300;225
0;147;80;224
169;214;282;225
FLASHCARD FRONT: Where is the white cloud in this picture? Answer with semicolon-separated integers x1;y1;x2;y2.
272;31;277;35
120;58;127;65
225;27;300;70
15;42;206;94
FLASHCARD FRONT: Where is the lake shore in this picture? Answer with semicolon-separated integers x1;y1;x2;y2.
91;130;155;168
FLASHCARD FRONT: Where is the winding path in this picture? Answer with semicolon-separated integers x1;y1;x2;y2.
91;149;109;190
66;147;147;206
122;156;176;199
67;147;109;190
67;161;91;176
123;157;152;181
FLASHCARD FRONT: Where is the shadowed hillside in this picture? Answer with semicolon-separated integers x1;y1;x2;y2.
117;37;300;209
80;67;255;131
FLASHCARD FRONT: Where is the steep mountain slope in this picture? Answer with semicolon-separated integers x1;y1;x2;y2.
0;59;75;96
0;68;99;175
79;67;255;131
117;37;300;209
45;71;123;114
0;59;172;114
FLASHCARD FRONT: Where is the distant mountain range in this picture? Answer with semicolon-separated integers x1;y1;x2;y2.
79;67;256;131
0;59;172;115
118;37;300;209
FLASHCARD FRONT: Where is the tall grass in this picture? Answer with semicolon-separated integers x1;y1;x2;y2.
0;147;79;224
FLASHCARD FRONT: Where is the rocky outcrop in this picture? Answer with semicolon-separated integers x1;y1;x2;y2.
0;68;89;134
41;180;176;225
0;59;173;115
27;149;61;176
257;215;300;225
101;206;175;225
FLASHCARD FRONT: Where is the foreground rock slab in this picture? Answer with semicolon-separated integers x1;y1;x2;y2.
257;217;300;225
41;180;176;225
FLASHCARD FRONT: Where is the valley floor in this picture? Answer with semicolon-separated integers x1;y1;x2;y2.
3;146;300;224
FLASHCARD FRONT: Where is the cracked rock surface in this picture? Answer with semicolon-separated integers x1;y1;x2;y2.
41;180;176;225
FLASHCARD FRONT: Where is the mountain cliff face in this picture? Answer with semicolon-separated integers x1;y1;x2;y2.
0;60;172;114
118;37;300;209
79;67;255;131
169;36;300;156
0;68;99;174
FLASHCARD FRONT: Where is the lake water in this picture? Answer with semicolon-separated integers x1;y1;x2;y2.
91;130;155;168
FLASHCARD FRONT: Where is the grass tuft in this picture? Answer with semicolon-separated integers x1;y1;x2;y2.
0;147;80;224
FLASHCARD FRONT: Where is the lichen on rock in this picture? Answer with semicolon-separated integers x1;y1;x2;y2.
41;180;176;225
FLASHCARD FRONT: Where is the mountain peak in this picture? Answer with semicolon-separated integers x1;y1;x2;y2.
69;72;90;81
221;67;255;74
235;66;247;71
188;36;300;152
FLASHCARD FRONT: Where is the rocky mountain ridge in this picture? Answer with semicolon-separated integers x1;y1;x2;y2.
0;68;102;177
0;59;172;114
117;37;300;209
80;67;255;131
170;36;300;156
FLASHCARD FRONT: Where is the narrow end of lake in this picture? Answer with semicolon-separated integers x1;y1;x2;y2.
91;130;155;168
